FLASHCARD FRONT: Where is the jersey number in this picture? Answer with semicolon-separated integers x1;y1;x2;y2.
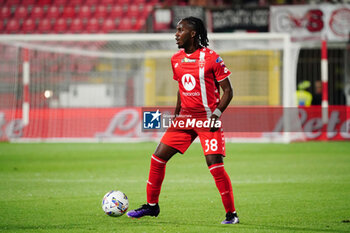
205;139;218;152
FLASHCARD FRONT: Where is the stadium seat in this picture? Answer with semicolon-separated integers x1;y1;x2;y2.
70;18;84;33
62;5;76;19
127;4;139;18
85;18;99;33
52;0;67;5
133;0;146;5
0;6;11;19
94;5;107;19
109;5;123;18
148;0;160;5
37;18;52;33
133;17;146;31
101;18;115;33
53;18;68;33
0;21;4;33
46;5;60;19
69;0;85;6
3;0;21;6
77;5;92;19
117;0;130;6
116;17;133;31
5;19;20;33
22;18;36;33
142;3;154;16
14;6;29;19
100;0;116;5
85;0;100;5
36;0;52;5
22;0;37;6
31;6;45;20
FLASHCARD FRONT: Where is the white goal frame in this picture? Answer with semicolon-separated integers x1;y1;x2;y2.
0;33;300;143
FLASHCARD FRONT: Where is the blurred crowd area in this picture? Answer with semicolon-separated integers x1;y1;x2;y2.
163;0;348;7
0;0;348;33
0;0;348;106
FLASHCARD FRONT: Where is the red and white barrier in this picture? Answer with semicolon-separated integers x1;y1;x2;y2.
0;107;349;142
321;38;328;125
22;48;30;126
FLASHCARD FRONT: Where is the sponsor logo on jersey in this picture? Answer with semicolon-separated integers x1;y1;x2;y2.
181;74;196;91
182;92;200;96
181;57;196;63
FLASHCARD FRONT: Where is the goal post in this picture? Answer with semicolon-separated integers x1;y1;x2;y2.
0;33;303;142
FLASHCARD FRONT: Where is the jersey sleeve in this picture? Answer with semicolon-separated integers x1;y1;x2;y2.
212;53;231;82
171;56;179;81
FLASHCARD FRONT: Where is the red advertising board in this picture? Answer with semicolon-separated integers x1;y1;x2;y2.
0;106;349;141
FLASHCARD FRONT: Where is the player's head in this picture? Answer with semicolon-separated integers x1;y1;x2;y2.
175;16;209;49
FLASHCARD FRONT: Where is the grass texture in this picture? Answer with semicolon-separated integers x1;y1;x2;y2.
0;142;349;233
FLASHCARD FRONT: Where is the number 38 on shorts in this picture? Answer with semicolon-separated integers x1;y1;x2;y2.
161;128;226;156
200;133;225;156
200;130;225;156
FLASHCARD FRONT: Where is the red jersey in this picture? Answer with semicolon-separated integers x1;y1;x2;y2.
171;47;231;118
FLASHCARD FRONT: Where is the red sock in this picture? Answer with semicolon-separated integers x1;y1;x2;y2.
209;163;236;213
146;154;167;204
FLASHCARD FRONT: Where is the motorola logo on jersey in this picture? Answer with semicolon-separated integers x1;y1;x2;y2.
181;74;196;91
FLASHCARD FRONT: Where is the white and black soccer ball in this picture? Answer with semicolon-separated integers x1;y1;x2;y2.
102;190;129;217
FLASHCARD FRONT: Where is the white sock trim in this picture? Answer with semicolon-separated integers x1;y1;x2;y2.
152;155;166;164
209;164;224;171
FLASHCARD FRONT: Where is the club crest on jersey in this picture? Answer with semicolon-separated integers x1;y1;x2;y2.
181;57;196;63
181;74;196;91
199;60;205;69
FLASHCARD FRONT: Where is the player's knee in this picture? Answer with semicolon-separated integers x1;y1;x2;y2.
154;143;178;161
205;154;224;167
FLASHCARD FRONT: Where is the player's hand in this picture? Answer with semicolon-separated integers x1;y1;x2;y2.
209;114;220;132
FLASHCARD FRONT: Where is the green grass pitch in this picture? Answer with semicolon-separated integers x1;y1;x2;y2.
0;142;349;233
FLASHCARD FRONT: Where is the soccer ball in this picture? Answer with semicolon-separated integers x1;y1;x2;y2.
102;190;129;217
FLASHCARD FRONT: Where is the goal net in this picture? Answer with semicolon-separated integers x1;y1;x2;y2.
0;33;304;142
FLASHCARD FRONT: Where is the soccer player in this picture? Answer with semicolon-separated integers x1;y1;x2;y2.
127;16;239;224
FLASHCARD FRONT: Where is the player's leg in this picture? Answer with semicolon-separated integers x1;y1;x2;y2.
206;154;239;224
146;142;178;206
127;142;177;219
199;129;239;224
127;129;196;219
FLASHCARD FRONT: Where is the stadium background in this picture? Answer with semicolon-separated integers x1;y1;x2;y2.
0;0;349;141
0;1;349;233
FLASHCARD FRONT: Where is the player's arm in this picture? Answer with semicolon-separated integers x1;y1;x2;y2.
174;90;181;117
210;78;233;132
216;77;233;114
